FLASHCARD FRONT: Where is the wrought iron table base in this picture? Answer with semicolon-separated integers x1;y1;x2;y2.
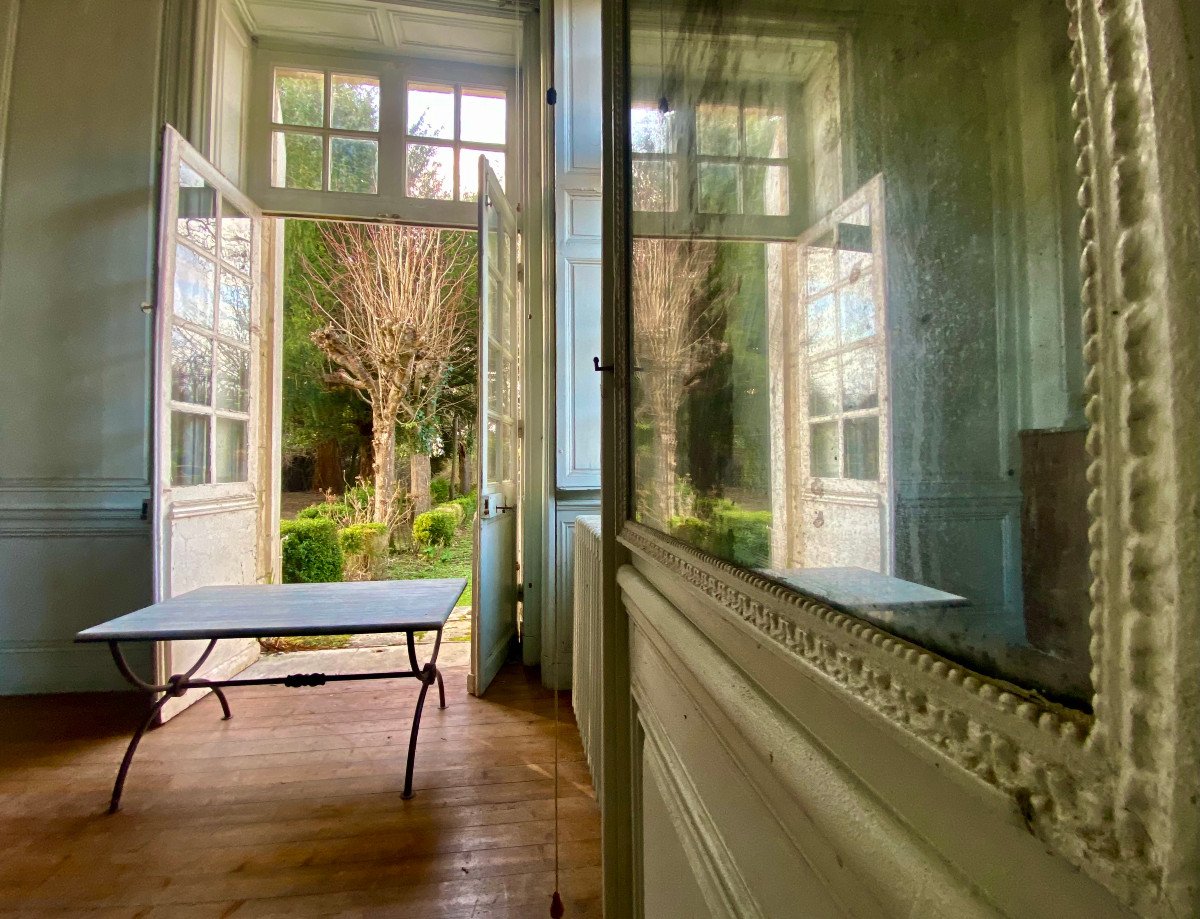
105;628;445;813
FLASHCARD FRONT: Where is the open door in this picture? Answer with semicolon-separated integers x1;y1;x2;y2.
470;159;521;696
152;126;268;720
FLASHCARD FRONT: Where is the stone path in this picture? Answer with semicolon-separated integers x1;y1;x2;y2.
344;606;472;648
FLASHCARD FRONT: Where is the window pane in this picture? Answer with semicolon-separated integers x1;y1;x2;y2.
171;327;212;405
271;131;323;190
407;143;453;199
810;421;839;477
330;73;380;131
631;104;674;154
173;245;215;328
460;88;506;144
806;292;836;353
218;272;251;344
273;68;324;127
215;417;248;483
743;106;787;157
216;343;249;412
632;158;677;212
488;343;512;415
843;416;879;481
698;162;738;213
696;103;739;156
177;163;216;253
805;245;836;295
743;164;788;216
407;83;454;138
808;360;838;416
839;275;876;344
459;149;505;202
330;136;379;194
841;348;879;411
219;200;252;275
171;412;209;486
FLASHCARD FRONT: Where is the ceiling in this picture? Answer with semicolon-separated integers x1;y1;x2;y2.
231;0;527;66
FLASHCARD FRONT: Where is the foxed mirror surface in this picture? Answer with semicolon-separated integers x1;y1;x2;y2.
626;0;1092;704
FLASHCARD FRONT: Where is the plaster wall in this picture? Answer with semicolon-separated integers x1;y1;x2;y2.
0;0;162;692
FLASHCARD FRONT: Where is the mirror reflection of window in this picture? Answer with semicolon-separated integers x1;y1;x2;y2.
628;1;1091;705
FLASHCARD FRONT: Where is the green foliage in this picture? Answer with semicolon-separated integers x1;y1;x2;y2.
433;501;465;529
281;518;344;583
282;221;370;467
669;502;771;568
708;507;772;567
343;484;374;514
448;492;477;525
338;522;387;556
297;502;351;523
412;508;458;548
430;477;451;504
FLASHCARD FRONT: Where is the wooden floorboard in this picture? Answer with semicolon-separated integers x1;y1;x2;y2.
0;655;600;917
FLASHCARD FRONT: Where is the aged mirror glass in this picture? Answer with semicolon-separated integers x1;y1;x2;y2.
627;0;1092;704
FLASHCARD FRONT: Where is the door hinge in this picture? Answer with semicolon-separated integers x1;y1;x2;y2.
546;87;557;105
141;499;150;521
517;262;524;283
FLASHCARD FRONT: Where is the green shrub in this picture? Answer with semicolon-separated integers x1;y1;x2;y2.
413;508;457;548
430;477;451;504
343;485;374;513
708;507;772;567
449;492;477;525
669;515;711;547
297;502;350;523
281;518;343;583
338;522;388;556
434;501;465;529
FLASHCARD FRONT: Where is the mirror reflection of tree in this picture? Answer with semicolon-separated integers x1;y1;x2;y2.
632;237;730;527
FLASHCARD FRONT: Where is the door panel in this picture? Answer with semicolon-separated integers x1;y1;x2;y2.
471;159;521;696
153;126;266;719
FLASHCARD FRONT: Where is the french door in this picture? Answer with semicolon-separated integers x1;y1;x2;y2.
470;158;521;696
152;126;269;720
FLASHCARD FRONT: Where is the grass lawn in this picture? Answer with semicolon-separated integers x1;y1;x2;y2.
386;527;472;605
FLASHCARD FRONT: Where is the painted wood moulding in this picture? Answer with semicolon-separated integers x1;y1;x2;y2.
613;0;1200;913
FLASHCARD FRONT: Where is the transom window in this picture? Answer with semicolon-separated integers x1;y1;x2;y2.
631;96;790;219
170;161;253;486
271;68;381;194
406;82;507;202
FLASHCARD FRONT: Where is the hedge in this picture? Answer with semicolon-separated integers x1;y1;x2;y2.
669;506;771;568
448;492;477;525
413;508;457;547
297;502;350;523
338;522;388;556
434;501;465;529
281;518;344;583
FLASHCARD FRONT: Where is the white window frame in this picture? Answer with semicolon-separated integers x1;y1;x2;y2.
247;48;517;227
403;80;509;204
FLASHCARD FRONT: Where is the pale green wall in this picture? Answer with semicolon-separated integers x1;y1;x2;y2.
0;0;163;692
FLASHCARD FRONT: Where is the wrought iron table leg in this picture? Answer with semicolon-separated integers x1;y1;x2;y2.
109;691;171;814
210;685;233;720
401;627;445;799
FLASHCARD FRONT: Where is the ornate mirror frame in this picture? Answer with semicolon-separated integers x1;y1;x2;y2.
601;0;1200;913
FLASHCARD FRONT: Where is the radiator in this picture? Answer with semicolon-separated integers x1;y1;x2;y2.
572;515;602;798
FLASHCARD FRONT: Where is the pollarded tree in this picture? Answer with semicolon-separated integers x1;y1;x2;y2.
632;237;730;526
302;223;473;528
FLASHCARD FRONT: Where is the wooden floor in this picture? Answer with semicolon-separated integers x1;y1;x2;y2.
0;646;601;917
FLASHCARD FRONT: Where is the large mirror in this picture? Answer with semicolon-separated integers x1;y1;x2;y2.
626;0;1092;705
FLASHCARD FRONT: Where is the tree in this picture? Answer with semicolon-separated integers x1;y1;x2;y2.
300;223;473;528
281;221;371;490
632;237;731;526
